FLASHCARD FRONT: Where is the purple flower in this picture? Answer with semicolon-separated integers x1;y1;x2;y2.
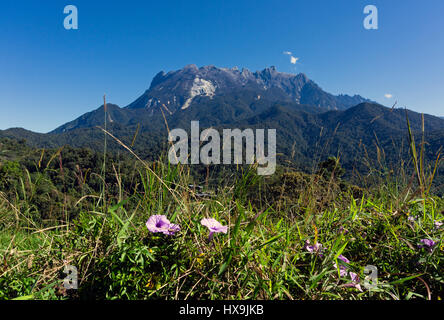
338;254;350;264
344;272;363;292
434;221;443;229
407;216;415;222
304;240;324;256
146;215;180;235
333;255;350;277
333;263;348;277
349;271;359;282
420;239;436;246
418;239;436;252
332;256;363;291
201;218;228;241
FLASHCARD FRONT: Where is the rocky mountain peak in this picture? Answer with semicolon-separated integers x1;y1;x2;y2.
126;64;372;112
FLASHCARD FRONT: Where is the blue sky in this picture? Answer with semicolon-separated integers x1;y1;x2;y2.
1;0;443;133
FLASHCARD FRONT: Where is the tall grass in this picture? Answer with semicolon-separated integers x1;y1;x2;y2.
405;111;441;199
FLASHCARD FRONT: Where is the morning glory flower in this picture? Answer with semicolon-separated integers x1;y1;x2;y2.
349;271;359;283
146;215;180;235
344;272;363;292
333;263;348;277
332;256;363;291
418;239;436;252
333;255;350;277
201;218;228;241
304;240;324;256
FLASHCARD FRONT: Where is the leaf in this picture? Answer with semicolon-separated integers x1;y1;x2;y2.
334;241;348;260
390;274;424;285
116;207;138;246
12;295;34;300
232;202;244;245
254;233;285;250
218;252;233;276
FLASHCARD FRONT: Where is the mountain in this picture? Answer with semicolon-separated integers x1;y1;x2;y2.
51;65;371;134
1;65;443;187
125;64;372;111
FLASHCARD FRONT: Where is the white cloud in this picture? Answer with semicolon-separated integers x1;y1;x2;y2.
384;94;393;99
283;51;299;64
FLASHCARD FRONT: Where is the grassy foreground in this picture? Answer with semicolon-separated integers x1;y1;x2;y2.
0;108;443;300
0;146;442;300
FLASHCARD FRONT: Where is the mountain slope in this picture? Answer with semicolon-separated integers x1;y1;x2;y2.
3;101;443;168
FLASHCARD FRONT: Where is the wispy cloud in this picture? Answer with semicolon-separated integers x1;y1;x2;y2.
283;51;292;55
384;94;393;99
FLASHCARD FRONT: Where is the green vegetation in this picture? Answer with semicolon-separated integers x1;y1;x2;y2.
2;102;444;193
0;114;443;300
